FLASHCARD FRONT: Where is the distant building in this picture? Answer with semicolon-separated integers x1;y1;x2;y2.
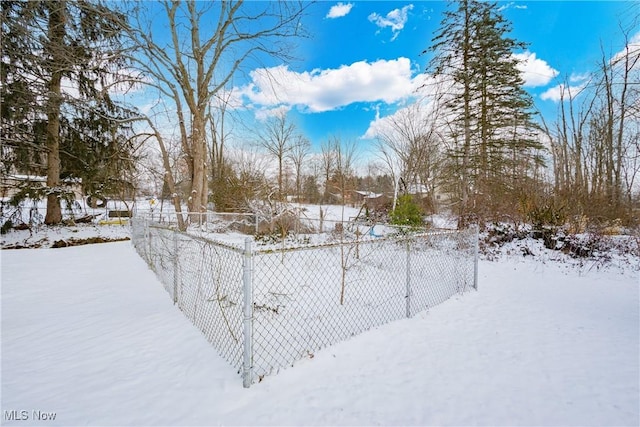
0;174;83;201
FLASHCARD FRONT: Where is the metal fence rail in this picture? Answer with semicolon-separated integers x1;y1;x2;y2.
131;217;478;387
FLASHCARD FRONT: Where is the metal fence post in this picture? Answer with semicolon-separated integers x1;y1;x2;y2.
255;213;259;235
145;218;151;263
242;237;254;388
405;237;411;318
173;228;179;305
473;224;479;290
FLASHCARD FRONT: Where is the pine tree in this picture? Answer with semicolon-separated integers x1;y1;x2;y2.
390;194;424;227
1;0;134;224
426;0;544;223
1;2;49;177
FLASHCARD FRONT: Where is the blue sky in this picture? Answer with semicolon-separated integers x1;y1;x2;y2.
225;1;638;151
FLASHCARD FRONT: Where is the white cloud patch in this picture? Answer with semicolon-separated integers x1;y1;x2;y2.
368;4;414;41
513;51;559;87
255;105;292;122
569;72;591;83
326;2;353;19
236;58;423;114
362;85;445;141
363;105;400;140
611;31;640;68
499;2;528;12
540;31;640;104
540;82;588;102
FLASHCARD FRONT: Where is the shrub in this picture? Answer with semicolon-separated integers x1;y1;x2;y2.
390;194;424;227
526;200;567;231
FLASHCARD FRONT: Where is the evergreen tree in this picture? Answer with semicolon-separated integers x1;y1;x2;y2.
1;1;49;177
302;175;321;204
59;107;138;200
426;0;544;223
390;194;424;228
1;0;134;223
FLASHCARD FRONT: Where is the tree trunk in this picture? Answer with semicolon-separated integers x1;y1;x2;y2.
188;114;207;215
44;1;66;225
458;0;473;225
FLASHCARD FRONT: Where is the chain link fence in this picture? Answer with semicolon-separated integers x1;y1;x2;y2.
131;216;478;387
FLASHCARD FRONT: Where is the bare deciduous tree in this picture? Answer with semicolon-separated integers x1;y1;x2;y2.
123;0;307;227
257;111;297;200
542;19;640;224
373;100;442;211
320;139;336;203
331;136;358;210
288;135;311;203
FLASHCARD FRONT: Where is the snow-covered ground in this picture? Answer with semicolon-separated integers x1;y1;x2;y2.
1;221;639;426
1;223;131;249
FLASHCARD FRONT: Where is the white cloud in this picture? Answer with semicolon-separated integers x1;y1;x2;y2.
569;72;591;84
363;107;395;140
368;4;414;41
326;2;353;19
499;2;528;12
537;31;640;104
540;71;590;102
611;31;640;68
255;105;291;122
362;91;443;141
236;58;423;114
540;83;587;102
513;51;559;87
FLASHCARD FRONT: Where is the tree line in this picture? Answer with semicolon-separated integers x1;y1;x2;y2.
2;0;638;229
